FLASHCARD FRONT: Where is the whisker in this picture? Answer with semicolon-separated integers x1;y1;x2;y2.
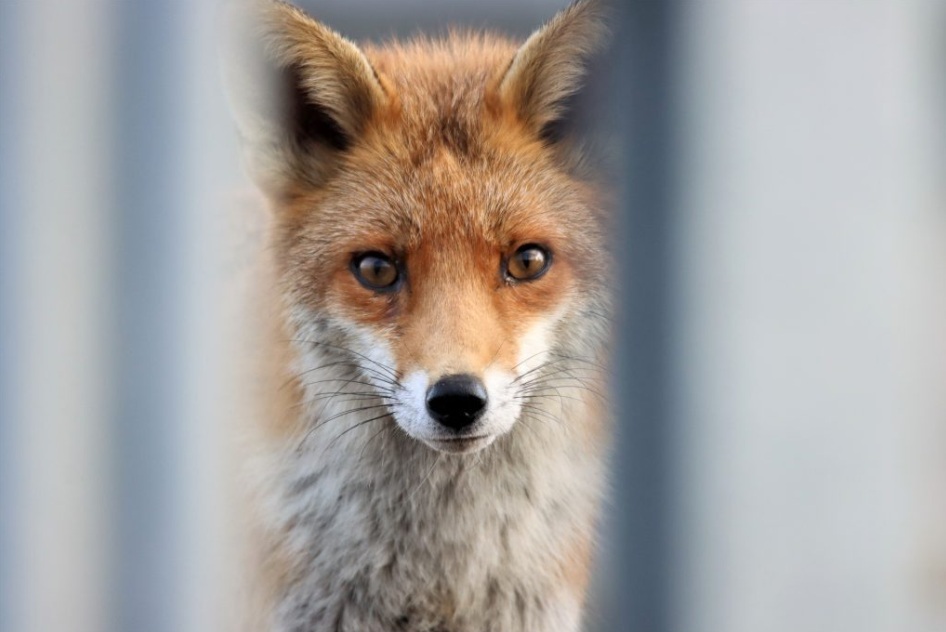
285;338;399;380
520;381;568;414
297;403;392;449
515;390;587;405
297;381;393;420
520;403;567;427
518;378;593;397
517;362;598;386
306;390;390;402
327;412;394;450
519;376;605;400
511;359;553;385
309;403;391;432
298;397;391;414
358;424;396;465
296;377;395;394
288;360;399;388
409;453;442;502
289;391;390;414
512;354;597;386
304;368;395;422
547;352;612;374
510;349;552;375
485;337;509;371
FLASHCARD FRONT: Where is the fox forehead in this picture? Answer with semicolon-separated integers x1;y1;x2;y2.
362;33;521;153
306;146;579;248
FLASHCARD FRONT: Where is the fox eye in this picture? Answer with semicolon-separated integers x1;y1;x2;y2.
351;252;399;290
506;244;551;282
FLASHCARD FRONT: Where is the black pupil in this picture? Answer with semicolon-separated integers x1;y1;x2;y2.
518;249;542;272
362;256;392;284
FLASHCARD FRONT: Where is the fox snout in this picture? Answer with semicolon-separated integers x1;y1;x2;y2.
390;362;523;454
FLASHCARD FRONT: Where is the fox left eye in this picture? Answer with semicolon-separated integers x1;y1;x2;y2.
351;252;399;290
506;244;551;282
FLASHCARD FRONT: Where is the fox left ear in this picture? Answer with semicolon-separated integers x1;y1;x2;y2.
495;0;608;140
222;0;388;194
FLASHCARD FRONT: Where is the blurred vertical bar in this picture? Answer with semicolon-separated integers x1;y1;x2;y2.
674;1;946;631
596;1;680;632
0;1;21;630
176;2;245;631
0;2;115;632
111;1;185;629
110;1;235;631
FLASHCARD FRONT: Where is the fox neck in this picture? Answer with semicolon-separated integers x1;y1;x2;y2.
267;347;607;631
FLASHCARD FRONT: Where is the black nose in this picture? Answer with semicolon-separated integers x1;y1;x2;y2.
425;374;488;429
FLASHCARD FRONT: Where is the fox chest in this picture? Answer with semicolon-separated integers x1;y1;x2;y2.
272;446;591;632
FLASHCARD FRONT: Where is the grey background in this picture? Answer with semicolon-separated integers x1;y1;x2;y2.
1;2;944;632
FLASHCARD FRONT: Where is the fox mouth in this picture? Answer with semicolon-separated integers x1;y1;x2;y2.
423;434;496;454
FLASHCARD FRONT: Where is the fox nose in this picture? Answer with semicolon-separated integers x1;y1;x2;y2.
426;374;488;430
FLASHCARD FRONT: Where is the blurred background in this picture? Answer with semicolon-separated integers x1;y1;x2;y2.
1;1;944;631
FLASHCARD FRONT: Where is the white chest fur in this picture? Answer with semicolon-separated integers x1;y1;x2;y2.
267;392;604;632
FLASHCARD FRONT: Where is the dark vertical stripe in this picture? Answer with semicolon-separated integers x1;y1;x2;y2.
599;1;680;631
110;2;187;631
0;1;23;630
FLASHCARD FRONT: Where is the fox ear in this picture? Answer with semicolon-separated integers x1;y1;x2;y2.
223;1;387;192
496;0;607;140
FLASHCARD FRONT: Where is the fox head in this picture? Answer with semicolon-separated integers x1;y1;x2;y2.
227;0;610;454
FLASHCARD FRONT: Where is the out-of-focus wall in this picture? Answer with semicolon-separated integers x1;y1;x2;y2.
1;3;116;632
0;2;242;632
673;1;946;631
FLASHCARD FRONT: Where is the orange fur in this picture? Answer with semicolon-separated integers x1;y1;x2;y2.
225;2;612;629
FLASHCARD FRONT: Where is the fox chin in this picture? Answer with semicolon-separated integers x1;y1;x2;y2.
224;1;613;630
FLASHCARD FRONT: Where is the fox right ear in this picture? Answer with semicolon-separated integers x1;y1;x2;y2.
222;1;387;194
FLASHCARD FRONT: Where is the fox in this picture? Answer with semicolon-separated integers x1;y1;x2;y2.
223;1;613;630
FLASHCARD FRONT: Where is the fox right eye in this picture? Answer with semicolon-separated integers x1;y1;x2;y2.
506;244;552;282
351;252;400;291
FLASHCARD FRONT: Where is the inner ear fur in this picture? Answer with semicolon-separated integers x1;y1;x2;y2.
223;0;387;192
495;0;608;140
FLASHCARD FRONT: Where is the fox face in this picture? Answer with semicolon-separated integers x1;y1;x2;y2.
281;123;603;453
228;0;609;454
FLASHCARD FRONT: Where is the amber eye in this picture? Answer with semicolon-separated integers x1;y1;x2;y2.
506;244;551;282
351;252;399;290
